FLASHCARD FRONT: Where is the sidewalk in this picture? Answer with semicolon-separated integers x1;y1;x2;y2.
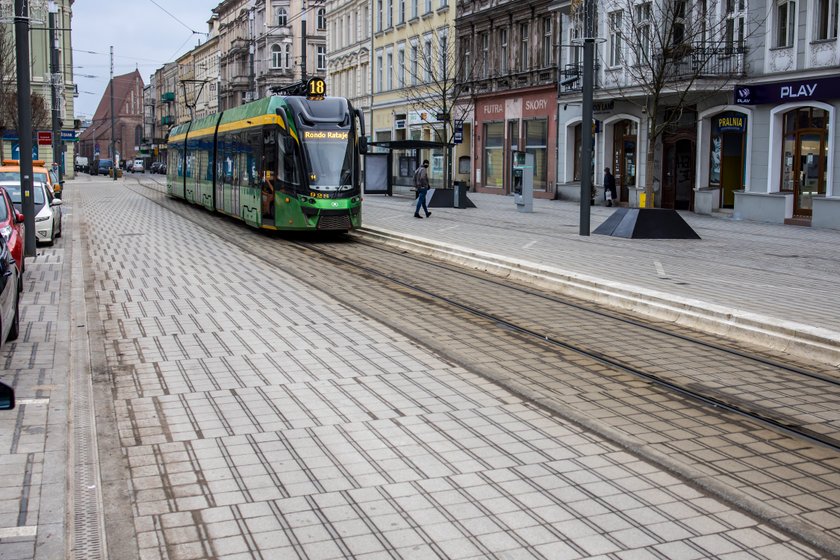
358;189;840;368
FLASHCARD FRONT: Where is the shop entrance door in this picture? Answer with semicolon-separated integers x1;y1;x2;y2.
780;107;828;217
612;120;638;204
797;133;824;216
720;132;744;208
662;139;695;210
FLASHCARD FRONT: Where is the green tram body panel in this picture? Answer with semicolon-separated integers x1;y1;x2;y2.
166;96;362;232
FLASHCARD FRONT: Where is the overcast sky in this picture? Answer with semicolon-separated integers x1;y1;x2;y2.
72;0;220;118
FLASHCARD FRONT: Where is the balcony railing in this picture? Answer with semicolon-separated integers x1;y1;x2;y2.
161;115;174;126
160;91;175;103
654;43;747;79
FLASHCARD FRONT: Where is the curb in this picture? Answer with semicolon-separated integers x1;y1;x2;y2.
355;226;840;369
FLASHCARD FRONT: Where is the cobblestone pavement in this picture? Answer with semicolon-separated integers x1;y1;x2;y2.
0;177;830;559
358;189;840;368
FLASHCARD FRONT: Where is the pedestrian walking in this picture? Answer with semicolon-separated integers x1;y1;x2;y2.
603;167;617;207
413;159;432;218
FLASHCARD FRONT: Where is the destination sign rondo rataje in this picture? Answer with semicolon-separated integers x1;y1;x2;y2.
734;75;840;104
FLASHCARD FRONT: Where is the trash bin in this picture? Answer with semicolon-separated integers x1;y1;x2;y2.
453;181;465;209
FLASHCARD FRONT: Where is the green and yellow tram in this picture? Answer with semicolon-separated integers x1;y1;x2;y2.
166;79;367;232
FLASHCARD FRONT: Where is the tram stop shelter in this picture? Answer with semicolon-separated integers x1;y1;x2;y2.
364;139;475;208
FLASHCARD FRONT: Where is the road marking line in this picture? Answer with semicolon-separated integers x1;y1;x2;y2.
522;240;538;250
0;526;37;538
439;225;459;232
654;260;669;279
16;398;50;405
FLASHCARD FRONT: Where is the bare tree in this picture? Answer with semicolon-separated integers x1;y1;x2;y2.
401;21;477;190
581;0;760;203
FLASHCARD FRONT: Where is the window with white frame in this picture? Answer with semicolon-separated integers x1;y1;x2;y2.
377;0;383;31
399;0;405;23
481;32;489;78
500;28;508;73
608;11;622;66
376;52;383;91
317;45;326;71
398;47;405;87
411;0;418;18
411;43;418;84
461;37;471;81
424;37;433;81
726;0;745;52
387;51;393;89
277;7;288;26
519;22;529;71
425;0;432;14
635;2;651;65
569;26;581;66
672;0;686;45
271;44;282;68
387;0;393;27
317;8;326;30
816;0;839;39
542;16;553;67
776;0;796;46
439;32;448;78
440;0;448;8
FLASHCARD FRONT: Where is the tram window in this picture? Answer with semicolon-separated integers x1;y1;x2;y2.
278;133;301;187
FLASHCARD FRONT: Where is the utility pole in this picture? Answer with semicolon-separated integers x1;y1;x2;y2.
49;1;62;182
578;0;595;236
14;0;36;257
110;46;116;180
301;0;307;81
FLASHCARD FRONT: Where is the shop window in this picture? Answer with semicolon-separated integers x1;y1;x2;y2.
525;119;548;190
484;122;504;187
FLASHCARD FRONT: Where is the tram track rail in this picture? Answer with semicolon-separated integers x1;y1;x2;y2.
130;177;840;556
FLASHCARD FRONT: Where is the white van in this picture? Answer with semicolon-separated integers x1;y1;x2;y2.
131;159;144;173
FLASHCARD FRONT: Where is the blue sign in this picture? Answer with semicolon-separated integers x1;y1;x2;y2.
453;127;463;144
61;130;77;141
11;142;38;160
735;75;840;105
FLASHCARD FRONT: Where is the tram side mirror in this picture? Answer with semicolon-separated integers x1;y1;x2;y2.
0;381;14;410
359;137;368;154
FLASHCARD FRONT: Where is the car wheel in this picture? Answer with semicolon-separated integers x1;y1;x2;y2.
7;288;19;342
55;216;62;239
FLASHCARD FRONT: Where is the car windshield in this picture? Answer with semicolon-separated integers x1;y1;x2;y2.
0;171;20;182
4;184;45;205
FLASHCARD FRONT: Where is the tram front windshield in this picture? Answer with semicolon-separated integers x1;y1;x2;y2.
301;129;355;196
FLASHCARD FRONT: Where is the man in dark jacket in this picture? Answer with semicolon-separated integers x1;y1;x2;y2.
413;159;432;218
603;167;617;207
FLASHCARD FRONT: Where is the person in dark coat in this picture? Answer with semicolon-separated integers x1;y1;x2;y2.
413;159;431;218
603;167;617;207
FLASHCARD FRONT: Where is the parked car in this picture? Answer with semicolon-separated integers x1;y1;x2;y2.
0;159;61;198
75;156;90;173
0;380;13;409
0;235;20;349
96;159;114;176
0;186;25;284
158;163;166;175
131;159;144;173
149;162;161;174
4;181;62;245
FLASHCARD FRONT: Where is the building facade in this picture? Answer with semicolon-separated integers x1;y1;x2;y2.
457;0;560;197
77;70;145;165
370;0;473;189
0;0;76;177
325;0;372;127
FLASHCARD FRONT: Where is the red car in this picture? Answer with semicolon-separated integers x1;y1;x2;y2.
0;187;24;290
